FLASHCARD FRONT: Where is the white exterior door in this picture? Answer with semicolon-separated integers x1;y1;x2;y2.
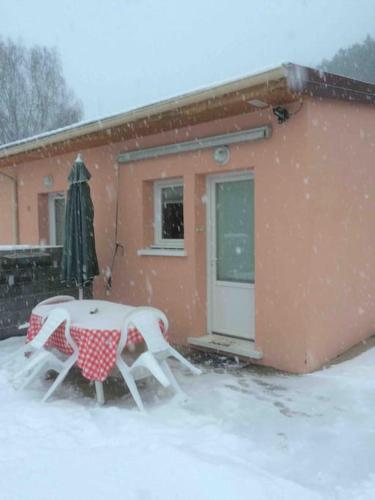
207;172;255;340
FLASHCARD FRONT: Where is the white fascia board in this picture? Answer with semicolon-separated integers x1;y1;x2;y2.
117;125;272;164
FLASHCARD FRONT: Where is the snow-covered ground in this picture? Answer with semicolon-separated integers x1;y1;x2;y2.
1;337;374;500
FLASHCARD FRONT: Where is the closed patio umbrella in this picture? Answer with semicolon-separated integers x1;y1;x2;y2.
61;153;99;298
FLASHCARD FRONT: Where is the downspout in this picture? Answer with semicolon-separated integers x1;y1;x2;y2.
0;171;19;244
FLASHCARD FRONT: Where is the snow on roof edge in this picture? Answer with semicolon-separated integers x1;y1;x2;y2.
0;62;288;157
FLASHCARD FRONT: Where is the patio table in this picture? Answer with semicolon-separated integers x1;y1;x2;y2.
26;299;165;403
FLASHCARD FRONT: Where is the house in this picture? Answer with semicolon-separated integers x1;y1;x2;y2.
0;63;374;373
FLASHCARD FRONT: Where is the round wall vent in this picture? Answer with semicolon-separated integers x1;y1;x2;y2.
213;146;230;165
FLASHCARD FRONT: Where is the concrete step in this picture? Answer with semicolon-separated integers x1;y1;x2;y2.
188;333;263;360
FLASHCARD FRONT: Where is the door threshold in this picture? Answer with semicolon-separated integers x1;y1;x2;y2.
188;334;263;360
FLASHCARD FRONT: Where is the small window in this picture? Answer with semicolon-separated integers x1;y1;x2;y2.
48;192;65;245
154;179;184;248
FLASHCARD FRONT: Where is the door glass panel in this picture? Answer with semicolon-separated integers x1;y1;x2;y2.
54;198;65;246
216;179;254;283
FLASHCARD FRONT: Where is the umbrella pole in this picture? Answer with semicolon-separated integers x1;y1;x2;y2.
79;287;83;300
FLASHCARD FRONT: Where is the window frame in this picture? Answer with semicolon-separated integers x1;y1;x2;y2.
48;192;65;246
153;178;184;249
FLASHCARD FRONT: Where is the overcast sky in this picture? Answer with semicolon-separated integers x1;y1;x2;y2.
1;0;374;121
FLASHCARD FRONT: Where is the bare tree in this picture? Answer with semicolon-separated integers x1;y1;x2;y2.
0;37;83;145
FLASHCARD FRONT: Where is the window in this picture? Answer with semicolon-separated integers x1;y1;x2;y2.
48;192;65;245
154;179;184;248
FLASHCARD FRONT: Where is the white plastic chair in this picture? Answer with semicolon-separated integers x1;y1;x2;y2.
2;295;77;367
115;309;170;411
12;308;79;402
115;307;201;410
130;307;201;391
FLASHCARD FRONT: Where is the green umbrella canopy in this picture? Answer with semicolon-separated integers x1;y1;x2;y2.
61;154;99;289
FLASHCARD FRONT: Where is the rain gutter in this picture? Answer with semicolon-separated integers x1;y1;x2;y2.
117;125;272;163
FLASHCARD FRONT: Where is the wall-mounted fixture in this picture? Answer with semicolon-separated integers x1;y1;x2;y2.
43;175;54;188
248;99;268;109
213;146;230;165
272;106;290;124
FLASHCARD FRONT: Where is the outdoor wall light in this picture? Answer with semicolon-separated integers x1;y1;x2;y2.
272;106;290;124
43;175;54;188
213;146;230;165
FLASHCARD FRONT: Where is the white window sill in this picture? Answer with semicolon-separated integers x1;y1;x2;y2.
137;248;187;257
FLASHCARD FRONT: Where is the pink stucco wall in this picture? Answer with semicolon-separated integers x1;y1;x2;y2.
301;99;375;369
0;168;17;244
0;97;374;373
254;99;375;372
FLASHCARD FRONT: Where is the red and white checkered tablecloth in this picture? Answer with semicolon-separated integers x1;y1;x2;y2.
26;308;165;382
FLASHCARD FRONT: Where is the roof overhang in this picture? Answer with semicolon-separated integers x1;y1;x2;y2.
0;63;374;168
285;63;375;104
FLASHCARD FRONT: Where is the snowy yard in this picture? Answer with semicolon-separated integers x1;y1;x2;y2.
1;337;375;500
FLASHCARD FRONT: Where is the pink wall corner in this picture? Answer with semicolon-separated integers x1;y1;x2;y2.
253;103;314;373
301;98;375;370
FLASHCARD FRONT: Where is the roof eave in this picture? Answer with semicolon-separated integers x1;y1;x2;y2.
285;63;375;105
0;65;287;162
2;62;374;164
